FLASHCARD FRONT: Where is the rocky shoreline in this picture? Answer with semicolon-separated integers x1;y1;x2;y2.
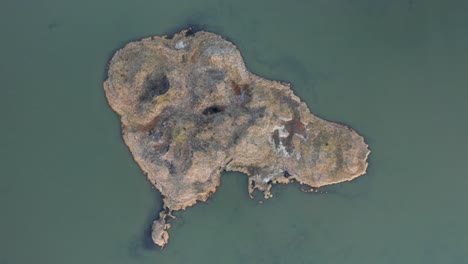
103;29;370;248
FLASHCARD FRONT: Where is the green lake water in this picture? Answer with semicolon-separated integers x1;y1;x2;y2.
1;0;468;263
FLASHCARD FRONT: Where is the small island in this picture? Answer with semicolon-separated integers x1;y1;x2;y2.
103;29;370;248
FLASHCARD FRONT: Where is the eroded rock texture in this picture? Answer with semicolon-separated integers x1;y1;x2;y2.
104;30;370;248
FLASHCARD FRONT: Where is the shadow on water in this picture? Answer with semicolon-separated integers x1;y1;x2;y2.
47;20;62;31
162;23;210;39
162;16;236;45
126;171;251;257
125;154;373;258
127;186;164;258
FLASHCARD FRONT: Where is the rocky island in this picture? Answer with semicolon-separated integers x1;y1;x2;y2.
103;29;370;248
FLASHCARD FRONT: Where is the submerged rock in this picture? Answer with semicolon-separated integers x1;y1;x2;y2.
103;29;370;248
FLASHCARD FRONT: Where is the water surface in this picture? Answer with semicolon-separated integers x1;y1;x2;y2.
1;0;468;263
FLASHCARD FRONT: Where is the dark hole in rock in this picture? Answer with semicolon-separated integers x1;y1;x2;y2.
202;105;225;115
283;171;291;178
140;75;170;102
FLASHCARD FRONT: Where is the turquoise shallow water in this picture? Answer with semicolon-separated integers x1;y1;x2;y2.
1;0;468;263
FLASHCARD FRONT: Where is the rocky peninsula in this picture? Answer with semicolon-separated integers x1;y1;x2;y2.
103;29;370;248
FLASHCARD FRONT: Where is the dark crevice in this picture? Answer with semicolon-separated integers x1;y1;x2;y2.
202;105;225;115
272;130;280;148
165;160;176;174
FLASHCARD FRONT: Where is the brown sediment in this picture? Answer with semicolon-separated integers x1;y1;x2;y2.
230;79;249;95
103;29;370;248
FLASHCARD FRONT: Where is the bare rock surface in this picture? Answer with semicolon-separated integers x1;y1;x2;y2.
103;29;370;248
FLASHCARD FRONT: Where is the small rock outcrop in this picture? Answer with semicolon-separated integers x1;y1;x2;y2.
104;29;370;248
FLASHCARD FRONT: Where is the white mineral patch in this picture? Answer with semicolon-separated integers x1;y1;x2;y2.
175;41;187;49
278;116;292;122
262;176;272;183
272;125;289;138
294;133;306;140
276;141;292;158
